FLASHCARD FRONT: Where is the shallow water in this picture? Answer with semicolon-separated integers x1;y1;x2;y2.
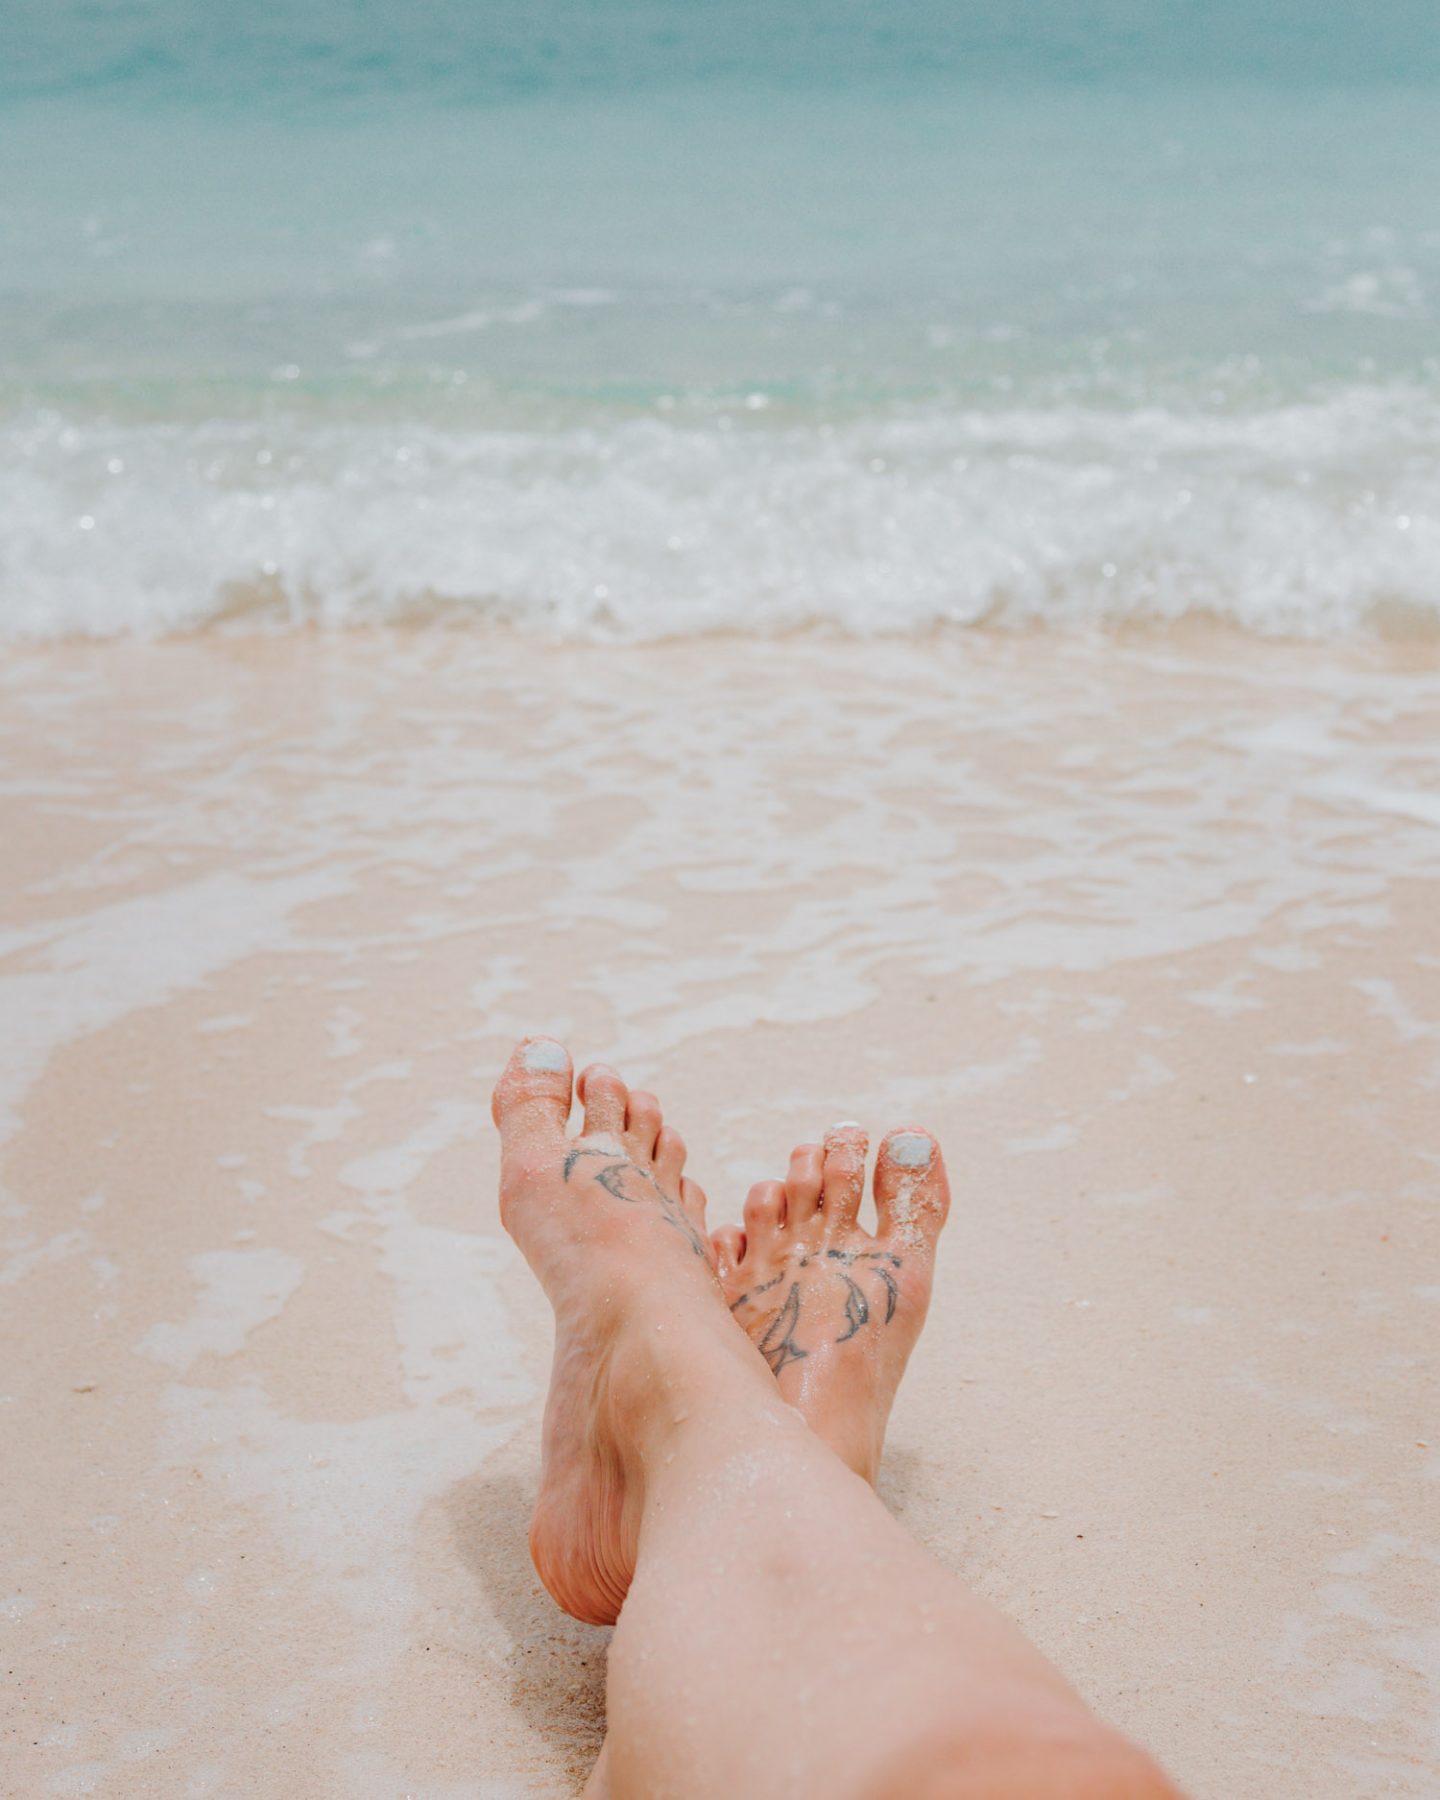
3;4;1439;637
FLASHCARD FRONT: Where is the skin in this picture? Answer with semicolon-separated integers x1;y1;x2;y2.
713;1121;945;1485
492;1037;1186;1800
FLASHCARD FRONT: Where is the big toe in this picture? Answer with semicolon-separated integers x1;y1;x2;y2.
873;1128;949;1250
493;1037;574;1147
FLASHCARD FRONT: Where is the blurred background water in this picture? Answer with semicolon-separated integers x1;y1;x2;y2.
2;0;1438;637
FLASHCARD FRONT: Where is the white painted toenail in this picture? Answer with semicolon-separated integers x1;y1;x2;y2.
887;1133;932;1169
521;1040;568;1072
833;1120;862;1131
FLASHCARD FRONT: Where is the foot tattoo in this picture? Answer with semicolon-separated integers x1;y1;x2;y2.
713;1122;950;1482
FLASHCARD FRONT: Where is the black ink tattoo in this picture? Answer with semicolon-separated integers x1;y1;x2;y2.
836;1273;870;1343
564;1145;711;1260
729;1271;784;1312
658;1205;712;1261
756;1281;808;1375
564;1146;614;1182
870;1265;899;1324
594;1161;647;1204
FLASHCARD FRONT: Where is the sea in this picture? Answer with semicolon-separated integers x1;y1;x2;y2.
2;0;1439;640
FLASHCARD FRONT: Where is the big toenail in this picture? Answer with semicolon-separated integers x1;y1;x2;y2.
887;1132;932;1169
521;1040;568;1072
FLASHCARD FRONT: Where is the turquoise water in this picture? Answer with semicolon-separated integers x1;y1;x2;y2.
3;3;1439;637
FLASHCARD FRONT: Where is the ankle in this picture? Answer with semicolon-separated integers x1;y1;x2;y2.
805;1390;888;1485
606;1292;785;1470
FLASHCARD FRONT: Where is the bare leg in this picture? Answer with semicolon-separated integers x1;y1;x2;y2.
493;1041;1184;1800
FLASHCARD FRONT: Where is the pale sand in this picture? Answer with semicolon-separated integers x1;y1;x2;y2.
2;628;1437;1798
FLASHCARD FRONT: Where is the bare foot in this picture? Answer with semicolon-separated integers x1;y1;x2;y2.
492;1037;753;1626
711;1124;950;1484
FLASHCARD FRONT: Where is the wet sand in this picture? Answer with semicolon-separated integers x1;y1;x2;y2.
2;627;1438;1798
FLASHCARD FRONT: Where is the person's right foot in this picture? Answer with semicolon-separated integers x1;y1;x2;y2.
493;1037;751;1626
712;1124;950;1484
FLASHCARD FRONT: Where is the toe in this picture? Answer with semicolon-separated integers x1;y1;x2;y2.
680;1176;708;1227
874;1128;950;1249
820;1122;868;1226
624;1089;663;1160
743;1178;787;1240
783;1142;825;1224
492;1038;574;1148
654;1125;687;1187
710;1224;747;1282
578;1062;628;1138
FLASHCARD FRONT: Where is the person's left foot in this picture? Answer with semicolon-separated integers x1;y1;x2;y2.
712;1124;950;1484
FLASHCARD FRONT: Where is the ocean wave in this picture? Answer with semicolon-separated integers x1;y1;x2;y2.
2;390;1437;641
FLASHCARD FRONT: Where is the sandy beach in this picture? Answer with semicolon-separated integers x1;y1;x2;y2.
1;626;1437;1797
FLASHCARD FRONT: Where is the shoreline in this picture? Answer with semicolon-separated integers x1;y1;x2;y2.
3;627;1437;1797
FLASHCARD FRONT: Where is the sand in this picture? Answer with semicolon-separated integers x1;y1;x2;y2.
2;626;1437;1799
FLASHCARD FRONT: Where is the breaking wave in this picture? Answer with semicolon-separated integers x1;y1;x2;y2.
3;387;1437;641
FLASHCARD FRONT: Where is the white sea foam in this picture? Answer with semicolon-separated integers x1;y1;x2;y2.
156;1101;529;1688
0;870;352;1145
139;1249;305;1372
3;389;1438;642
